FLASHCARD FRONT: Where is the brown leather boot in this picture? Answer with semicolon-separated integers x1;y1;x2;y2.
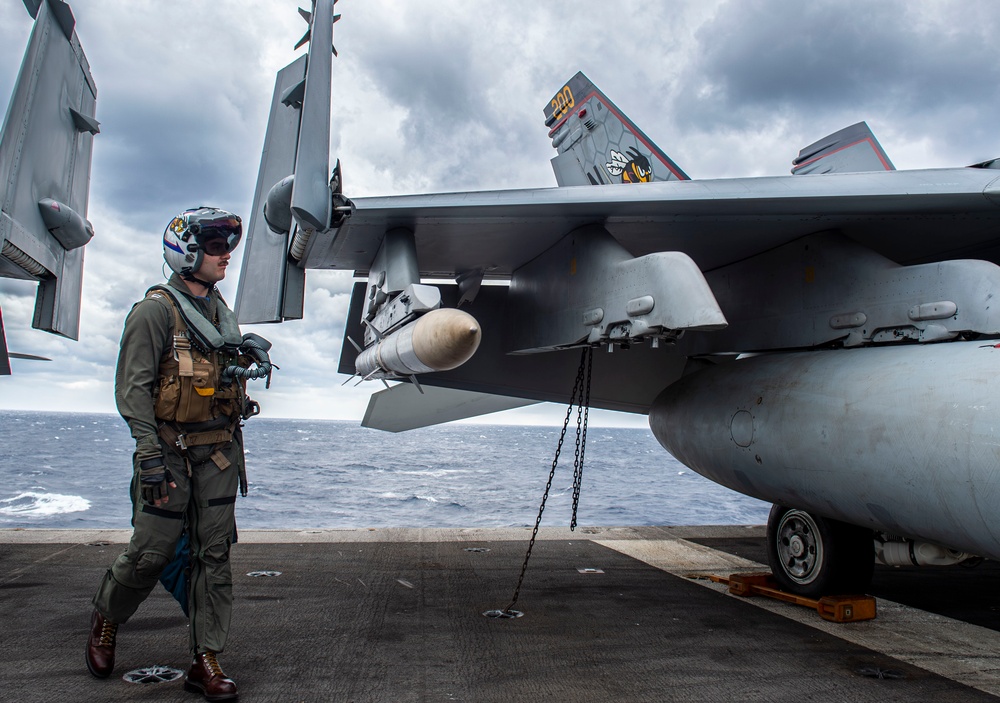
85;609;117;678
184;651;238;701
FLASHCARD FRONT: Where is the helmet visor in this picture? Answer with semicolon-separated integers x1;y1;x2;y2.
192;215;242;255
200;235;237;256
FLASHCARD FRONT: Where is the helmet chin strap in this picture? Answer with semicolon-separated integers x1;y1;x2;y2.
182;271;215;294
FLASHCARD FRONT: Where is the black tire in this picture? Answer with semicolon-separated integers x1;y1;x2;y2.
765;505;874;597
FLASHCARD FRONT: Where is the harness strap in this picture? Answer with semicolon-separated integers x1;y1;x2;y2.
158;423;234;449
183;429;233;446
148;290;196;377
210;449;232;471
174;338;194;377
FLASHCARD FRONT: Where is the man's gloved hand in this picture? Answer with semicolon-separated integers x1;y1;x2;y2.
139;458;176;506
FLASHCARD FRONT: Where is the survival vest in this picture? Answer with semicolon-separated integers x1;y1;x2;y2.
147;285;247;427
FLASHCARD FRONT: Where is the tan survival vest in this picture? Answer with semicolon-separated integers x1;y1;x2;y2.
149;289;246;430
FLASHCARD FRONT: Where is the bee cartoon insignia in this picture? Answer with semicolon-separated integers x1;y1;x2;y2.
606;147;652;183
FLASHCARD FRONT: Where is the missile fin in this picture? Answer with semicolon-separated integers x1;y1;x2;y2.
363;319;385;341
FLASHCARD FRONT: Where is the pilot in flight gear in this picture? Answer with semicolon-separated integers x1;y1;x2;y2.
86;207;270;702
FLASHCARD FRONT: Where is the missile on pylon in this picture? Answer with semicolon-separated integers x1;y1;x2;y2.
355;308;482;379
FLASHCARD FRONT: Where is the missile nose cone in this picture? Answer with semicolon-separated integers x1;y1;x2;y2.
412;308;482;371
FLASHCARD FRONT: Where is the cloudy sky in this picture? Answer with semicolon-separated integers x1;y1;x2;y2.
1;0;998;426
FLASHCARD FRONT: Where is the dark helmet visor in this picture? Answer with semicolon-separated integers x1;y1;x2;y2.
199;235;237;256
192;215;242;255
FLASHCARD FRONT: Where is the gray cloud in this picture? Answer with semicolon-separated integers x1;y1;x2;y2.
91;105;258;218
673;1;1000;168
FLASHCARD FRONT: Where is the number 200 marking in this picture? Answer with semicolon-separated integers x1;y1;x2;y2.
551;86;575;120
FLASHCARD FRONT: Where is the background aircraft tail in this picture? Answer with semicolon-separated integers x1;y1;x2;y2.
791;121;895;175
544;71;688;186
0;0;98;374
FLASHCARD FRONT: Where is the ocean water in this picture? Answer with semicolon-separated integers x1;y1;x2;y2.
0;410;770;530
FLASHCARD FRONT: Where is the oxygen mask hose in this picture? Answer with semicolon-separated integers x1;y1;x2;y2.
221;333;277;388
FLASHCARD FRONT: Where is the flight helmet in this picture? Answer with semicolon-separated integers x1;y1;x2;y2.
162;207;243;276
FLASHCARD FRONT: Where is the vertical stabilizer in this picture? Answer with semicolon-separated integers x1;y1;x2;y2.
235;56;308;324
236;0;346;325
544;72;688;186
0;0;97;367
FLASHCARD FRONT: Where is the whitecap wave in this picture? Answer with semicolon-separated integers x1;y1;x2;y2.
399;469;470;478
377;492;441;504
0;492;91;517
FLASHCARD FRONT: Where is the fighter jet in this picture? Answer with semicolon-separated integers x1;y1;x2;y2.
237;1;1000;596
0;0;98;375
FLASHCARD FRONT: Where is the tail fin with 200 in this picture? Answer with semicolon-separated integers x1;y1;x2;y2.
544;72;688;187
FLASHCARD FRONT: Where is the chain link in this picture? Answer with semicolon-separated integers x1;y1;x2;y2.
500;346;593;615
570;347;593;529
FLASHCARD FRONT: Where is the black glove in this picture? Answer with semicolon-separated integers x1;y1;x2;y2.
139;458;174;506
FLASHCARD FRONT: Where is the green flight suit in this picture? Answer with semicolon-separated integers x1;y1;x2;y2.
92;273;244;655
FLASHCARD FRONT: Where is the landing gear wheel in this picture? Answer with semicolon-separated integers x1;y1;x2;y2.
766;505;874;597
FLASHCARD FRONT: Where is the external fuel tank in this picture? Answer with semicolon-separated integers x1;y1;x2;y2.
649;341;1000;559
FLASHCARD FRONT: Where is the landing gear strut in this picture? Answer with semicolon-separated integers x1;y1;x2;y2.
765;505;874;597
